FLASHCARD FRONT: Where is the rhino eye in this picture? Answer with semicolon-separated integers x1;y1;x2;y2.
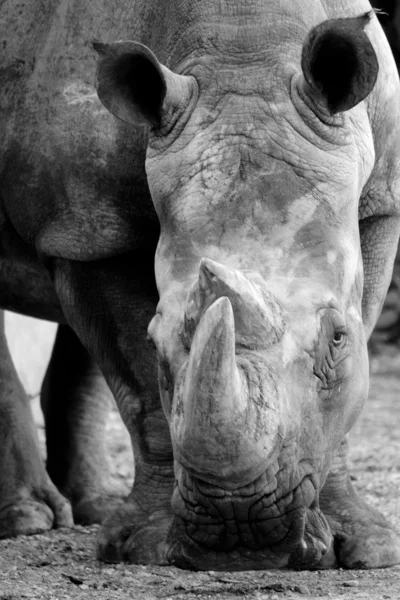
332;331;345;346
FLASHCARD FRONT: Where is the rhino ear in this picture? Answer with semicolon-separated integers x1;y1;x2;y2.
301;12;379;114
93;40;192;128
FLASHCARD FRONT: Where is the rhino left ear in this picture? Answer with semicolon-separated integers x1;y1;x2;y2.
301;12;379;114
93;40;193;128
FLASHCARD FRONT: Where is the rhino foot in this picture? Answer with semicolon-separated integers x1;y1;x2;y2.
0;313;73;539
0;480;73;539
333;521;400;569
319;499;400;569
319;439;400;569
96;497;172;564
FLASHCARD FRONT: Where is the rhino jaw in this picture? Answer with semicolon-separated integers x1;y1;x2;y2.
165;469;334;571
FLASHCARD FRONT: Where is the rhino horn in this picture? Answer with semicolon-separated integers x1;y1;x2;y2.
172;296;251;483
183;258;284;349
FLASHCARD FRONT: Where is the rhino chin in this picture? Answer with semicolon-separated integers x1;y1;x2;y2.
165;471;333;571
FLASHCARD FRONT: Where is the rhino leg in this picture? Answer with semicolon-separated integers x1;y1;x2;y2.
319;438;400;569
0;311;73;538
51;255;174;565
41;324;127;525
95;351;174;564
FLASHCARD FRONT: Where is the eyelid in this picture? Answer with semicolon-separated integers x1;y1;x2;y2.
334;326;347;335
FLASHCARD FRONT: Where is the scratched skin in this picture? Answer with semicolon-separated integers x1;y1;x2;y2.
1;0;400;570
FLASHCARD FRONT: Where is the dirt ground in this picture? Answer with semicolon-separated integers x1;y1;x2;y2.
0;317;399;600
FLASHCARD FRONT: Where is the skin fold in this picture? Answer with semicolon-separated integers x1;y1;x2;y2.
1;0;400;569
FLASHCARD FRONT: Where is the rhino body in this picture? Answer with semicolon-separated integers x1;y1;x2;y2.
1;0;400;570
0;0;161;537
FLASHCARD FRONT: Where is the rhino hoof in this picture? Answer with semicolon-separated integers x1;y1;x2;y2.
336;525;400;569
0;483;73;539
96;500;171;564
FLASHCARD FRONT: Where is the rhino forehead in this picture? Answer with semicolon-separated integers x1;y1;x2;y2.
164;0;326;68
149;88;366;217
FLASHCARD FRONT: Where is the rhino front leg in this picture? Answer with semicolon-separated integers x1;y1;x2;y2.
95;379;174;565
319;438;400;569
41;324;127;525
0;311;73;538
51;255;174;565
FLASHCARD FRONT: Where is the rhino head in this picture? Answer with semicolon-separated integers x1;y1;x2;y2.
95;12;380;569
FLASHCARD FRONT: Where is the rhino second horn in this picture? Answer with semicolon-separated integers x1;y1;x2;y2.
184;258;284;349
172;296;250;483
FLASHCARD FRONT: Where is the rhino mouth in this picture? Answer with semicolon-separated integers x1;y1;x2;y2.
166;467;333;571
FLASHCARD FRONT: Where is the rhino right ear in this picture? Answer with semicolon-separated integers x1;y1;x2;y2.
93;40;194;128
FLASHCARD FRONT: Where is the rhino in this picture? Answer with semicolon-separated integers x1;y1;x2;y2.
1;0;400;571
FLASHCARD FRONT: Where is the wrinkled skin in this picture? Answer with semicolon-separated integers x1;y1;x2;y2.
1;0;400;570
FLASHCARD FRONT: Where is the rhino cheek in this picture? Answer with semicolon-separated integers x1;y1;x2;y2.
331;328;369;438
